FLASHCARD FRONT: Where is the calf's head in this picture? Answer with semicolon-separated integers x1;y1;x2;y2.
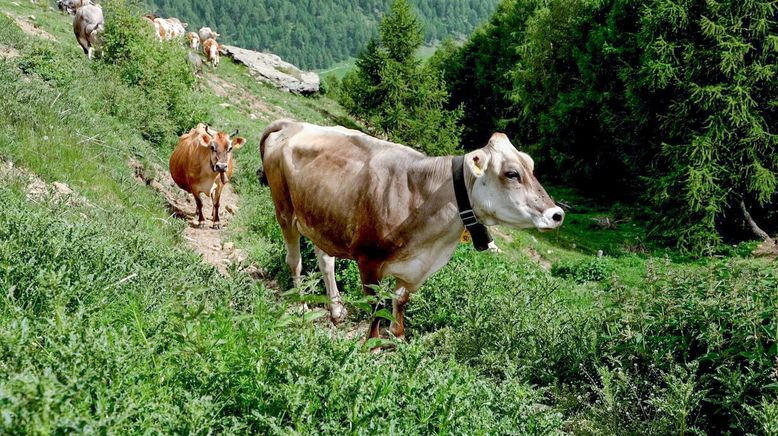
466;133;564;231
198;129;246;173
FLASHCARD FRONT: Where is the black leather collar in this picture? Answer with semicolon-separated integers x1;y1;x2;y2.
451;156;493;251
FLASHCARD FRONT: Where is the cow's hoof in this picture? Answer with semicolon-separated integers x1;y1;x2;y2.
212;222;222;230
197;221;205;229
389;326;406;341
329;303;348;325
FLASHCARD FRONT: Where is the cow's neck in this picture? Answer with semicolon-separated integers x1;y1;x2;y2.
405;155;468;246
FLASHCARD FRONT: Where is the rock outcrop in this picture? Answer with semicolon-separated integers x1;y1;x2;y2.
222;45;320;94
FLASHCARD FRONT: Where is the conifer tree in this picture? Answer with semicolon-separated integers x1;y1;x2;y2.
339;0;462;155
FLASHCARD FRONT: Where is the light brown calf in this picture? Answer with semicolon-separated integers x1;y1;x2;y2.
170;124;246;228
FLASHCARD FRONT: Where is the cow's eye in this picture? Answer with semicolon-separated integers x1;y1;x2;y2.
210;143;216;151
505;171;521;181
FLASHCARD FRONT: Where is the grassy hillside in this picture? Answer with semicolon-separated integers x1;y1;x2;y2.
1;1;777;434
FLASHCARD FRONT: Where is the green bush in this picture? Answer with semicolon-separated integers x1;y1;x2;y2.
598;260;778;433
99;0;206;144
552;258;612;283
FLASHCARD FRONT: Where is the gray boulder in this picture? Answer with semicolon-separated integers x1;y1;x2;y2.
222;45;320;94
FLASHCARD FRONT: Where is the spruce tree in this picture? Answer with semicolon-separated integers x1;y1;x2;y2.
339;0;463;155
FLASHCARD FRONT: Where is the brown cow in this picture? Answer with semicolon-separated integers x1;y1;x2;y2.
170;124;246;229
203;38;221;67
259;120;565;339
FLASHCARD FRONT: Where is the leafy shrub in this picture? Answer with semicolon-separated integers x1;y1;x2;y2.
18;43;82;87
599;260;778;433
99;0;206;144
552;258;612;283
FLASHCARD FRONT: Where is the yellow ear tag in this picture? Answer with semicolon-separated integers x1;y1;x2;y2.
472;167;483;177
460;229;472;244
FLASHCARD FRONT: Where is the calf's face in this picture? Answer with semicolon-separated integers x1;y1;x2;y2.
198;131;246;173
467;133;564;231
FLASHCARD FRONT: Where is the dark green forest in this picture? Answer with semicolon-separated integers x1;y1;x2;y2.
144;0;499;69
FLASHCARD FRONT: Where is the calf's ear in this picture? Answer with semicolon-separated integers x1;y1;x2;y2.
198;133;212;147
232;137;246;149
465;150;489;178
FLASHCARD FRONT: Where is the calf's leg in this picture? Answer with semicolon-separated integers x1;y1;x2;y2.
193;192;205;227
211;182;224;229
314;246;347;324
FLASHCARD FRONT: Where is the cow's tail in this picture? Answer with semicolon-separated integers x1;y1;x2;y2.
257;119;292;186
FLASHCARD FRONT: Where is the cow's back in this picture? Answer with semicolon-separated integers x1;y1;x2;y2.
262;122;424;259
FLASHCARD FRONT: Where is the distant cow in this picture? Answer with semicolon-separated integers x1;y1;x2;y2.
167;17;187;39
73;4;103;59
203;38;221;67
260;120;565;337
198;27;220;41
170;124;246;229
186;32;200;51
58;0;92;15
151;17;170;41
150;17;186;41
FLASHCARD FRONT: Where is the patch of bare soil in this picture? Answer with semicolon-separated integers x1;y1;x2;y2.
205;73;294;122
129;157;263;277
7;13;56;41
0;45;20;60
0;160;89;207
753;239;778;260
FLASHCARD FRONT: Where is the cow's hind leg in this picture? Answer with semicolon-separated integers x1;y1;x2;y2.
314;246;347;324
281;222;302;288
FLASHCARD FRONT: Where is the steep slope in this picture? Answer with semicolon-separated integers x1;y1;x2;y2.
145;0;500;68
2;2;776;434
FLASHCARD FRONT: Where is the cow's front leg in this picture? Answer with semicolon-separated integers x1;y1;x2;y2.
193;193;205;228
211;183;224;229
390;282;412;340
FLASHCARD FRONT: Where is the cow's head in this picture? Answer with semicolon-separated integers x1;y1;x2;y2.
466;133;564;231
199;128;246;173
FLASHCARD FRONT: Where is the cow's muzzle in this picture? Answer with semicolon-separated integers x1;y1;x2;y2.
214;163;228;173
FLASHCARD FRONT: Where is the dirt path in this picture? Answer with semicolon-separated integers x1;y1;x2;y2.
7;13;56;41
129;158;261;277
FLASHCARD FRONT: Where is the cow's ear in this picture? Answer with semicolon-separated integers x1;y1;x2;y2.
465;150;489;178
232;137;246;149
198;133;211;147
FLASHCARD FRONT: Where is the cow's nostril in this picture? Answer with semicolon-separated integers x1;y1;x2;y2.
552;212;563;222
